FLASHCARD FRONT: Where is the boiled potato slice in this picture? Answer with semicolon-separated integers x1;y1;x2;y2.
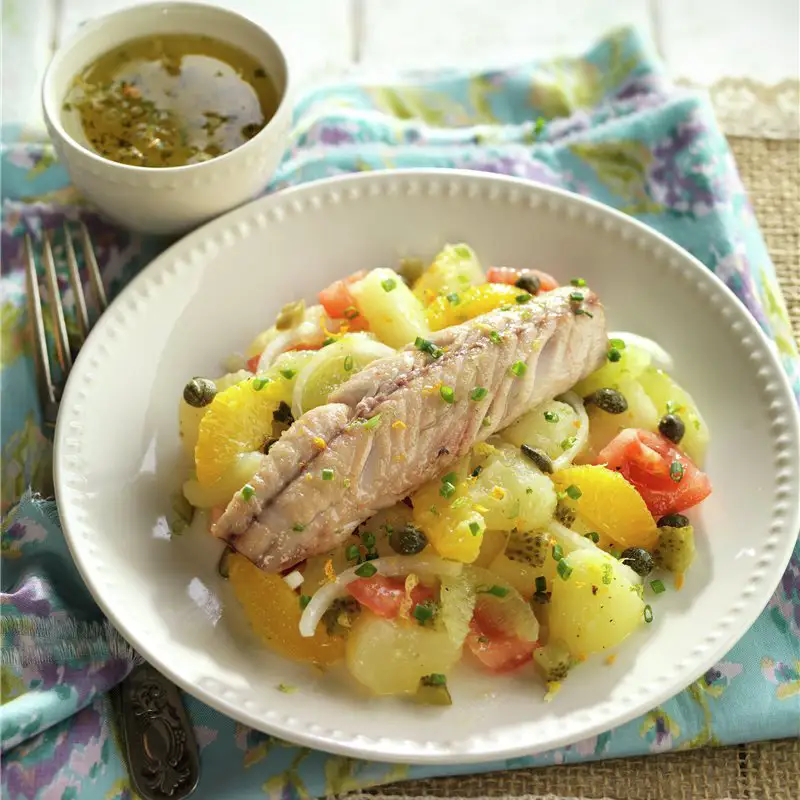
412;243;484;305
500;399;579;460
573;342;652;396
346;613;462;695
182;451;263;509
548;548;645;657
349;268;429;348
638;367;709;465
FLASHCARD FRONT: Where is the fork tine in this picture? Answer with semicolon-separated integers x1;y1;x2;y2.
42;229;73;373
24;234;58;410
63;223;90;341
79;221;108;311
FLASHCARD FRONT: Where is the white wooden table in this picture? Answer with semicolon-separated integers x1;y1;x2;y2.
2;0;799;138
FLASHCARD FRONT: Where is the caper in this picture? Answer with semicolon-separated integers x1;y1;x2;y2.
658;413;686;444
619;547;655;577
183;377;217;408
275;299;306;331
657;513;690;529
520;444;553;473
586;387;628;414
389;524;428;555
514;273;541;295
217;547;234;579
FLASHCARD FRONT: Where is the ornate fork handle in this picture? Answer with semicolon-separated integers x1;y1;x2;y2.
117;664;200;800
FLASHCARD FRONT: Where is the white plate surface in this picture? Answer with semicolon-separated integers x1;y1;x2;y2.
54;170;800;764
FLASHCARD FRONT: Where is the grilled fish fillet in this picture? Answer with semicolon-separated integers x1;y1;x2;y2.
213;286;606;571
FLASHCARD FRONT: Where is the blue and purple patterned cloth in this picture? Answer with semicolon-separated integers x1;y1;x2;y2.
2;27;798;800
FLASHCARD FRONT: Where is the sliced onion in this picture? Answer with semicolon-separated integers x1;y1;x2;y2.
551;391;589;471
283;570;304;590
298;555;462;638
609;331;674;372
256;305;328;372
547;521;642;585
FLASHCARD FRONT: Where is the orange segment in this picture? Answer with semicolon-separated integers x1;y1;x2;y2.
426;283;523;331
195;377;284;486
552;465;658;550
229;554;344;665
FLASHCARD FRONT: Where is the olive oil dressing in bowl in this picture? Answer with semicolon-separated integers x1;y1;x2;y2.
62;34;280;169
42;2;291;234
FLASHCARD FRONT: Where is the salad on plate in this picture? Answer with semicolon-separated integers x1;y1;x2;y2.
175;244;712;704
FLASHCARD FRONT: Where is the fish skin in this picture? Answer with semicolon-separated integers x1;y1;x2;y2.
213;286;606;571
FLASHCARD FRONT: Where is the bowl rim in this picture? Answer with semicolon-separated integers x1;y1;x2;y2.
53;168;800;763
41;0;292;176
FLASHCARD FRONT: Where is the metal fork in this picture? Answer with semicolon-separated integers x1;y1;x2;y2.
24;223;200;800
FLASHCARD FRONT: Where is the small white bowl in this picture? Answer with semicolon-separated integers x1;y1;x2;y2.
42;1;292;235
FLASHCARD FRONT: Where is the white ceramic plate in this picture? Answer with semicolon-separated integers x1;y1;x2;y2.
54;170;800;764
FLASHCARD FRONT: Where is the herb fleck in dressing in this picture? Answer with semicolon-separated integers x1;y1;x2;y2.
62;34;279;168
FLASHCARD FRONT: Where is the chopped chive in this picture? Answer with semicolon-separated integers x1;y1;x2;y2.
363;413;382;430
292;523;306;532
413;602;436;623
560;435;578;451
440;385;455;404
584;532;600;543
607;348;622;362
557;560;573;580
343;355;354;372
322;337;336;347
565;484;582;500
569;291;585;303
482;415;492;427
644;604;654;623
439;481;456;499
650;579;666;594
343;306;360;320
510;360;527;378
241;484;255;501
422;673;447;686
346;544;360;561
362;532;376;549
322;468;334;481
575;308;594;318
544;410;559;423
669;460;684;483
253;377;270;391
299;594;311;610
552;543;564;561
442;472;458;485
535;576;547;593
415;337;443;359
489;330;502;344
343;478;351;488
468;521;481;536
470;386;488;401
609;338;626;350
515;294;531;304
280;368;297;380
446;292;461;305
570;277;586;287
480;584;510;597
381;277;397;292
355;562;377;578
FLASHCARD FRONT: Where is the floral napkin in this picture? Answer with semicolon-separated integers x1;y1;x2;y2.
2;27;798;800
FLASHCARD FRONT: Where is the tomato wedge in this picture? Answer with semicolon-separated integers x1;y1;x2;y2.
596;429;712;517
318;270;370;333
347;575;434;619
486;267;559;293
465;607;537;673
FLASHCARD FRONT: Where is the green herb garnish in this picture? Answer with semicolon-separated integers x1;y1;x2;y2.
241;484;255;501
644;604;654;623
355;562;377;578
440;481;456;499
382;277;397;292
440;386;455;404
415;337;443;359
584;532;600;543
669;460;684;483
544;410;559;423
479;585;510;597
557;560;573;580
343;355;354;371
468;521;481;536
510;360;527;378
471;386;488;401
321;468;334;481
565;484;582;500
292;523;306;532
363;414;382;430
650;579;666;594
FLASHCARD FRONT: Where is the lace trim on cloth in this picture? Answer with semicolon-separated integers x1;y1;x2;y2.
676;77;800;139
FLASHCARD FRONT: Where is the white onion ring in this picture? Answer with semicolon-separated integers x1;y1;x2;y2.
609;331;674;372
299;555;462;638
548;521;642;585
551;391;589;471
256;305;328;372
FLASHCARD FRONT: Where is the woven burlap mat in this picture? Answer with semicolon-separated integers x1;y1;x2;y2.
358;137;800;800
